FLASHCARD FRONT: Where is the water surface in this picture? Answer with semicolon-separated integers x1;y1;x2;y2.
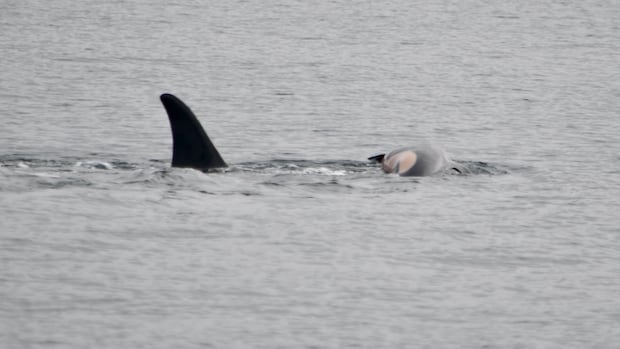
2;0;620;347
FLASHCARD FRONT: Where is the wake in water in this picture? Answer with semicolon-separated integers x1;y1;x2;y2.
0;153;509;190
0;154;507;175
233;159;507;176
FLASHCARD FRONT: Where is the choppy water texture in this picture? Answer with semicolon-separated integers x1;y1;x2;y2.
2;0;620;348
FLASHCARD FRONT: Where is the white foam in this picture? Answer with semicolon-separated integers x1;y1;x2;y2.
301;167;347;176
75;161;113;170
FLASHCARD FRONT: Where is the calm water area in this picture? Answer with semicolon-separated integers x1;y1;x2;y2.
1;0;620;347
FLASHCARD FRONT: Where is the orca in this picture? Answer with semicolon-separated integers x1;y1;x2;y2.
160;93;226;170
368;146;461;176
160;93;460;177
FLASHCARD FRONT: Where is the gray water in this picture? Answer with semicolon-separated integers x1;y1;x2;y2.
2;0;620;348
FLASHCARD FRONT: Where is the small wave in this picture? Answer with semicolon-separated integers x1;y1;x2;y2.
0;155;69;169
74;161;113;170
453;161;511;175
36;177;93;189
14;171;61;179
234;159;375;176
122;168;173;185
301;167;347;176
0;154;144;172
121;166;224;186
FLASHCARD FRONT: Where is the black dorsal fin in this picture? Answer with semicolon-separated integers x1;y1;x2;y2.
160;93;227;170
368;153;385;163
